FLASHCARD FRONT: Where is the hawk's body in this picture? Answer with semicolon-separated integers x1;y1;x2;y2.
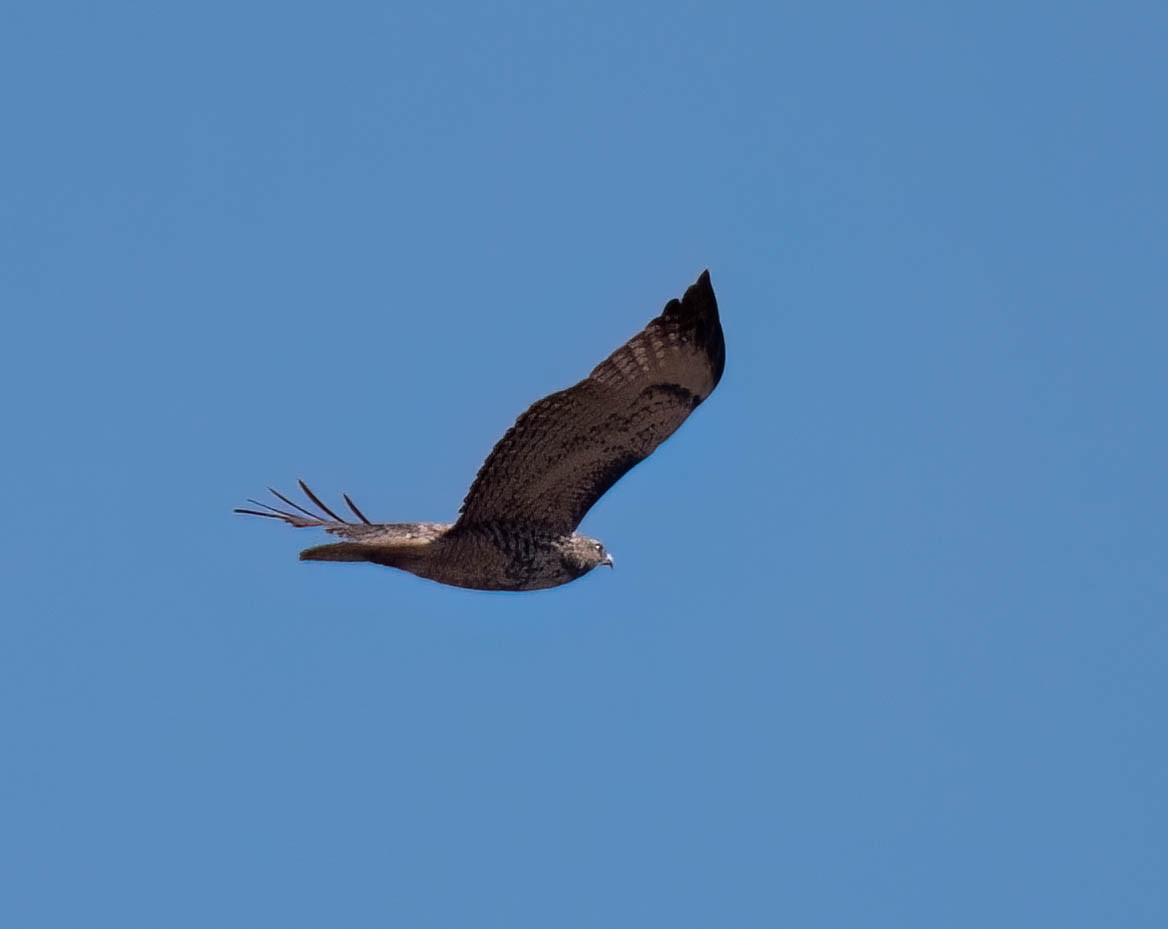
237;271;725;591
299;522;612;592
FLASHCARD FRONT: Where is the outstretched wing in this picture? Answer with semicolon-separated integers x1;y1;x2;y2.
455;270;725;536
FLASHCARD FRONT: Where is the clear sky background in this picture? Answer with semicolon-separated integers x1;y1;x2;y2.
2;2;1164;926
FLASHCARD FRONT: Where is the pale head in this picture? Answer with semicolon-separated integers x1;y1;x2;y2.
556;534;615;578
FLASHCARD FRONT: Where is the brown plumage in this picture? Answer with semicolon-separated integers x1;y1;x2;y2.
236;270;725;591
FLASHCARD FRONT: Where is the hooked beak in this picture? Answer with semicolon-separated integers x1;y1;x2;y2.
603;552;615;568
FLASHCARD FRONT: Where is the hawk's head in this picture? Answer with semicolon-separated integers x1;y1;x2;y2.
558;535;615;577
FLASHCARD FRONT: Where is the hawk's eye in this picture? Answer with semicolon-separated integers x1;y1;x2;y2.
594;543;603;553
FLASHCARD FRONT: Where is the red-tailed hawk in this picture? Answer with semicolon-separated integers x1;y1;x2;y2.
236;271;725;590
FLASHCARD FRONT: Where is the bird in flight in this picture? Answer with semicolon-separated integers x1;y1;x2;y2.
236;270;725;590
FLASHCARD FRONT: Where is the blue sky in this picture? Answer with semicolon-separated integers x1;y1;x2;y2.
2;1;1165;925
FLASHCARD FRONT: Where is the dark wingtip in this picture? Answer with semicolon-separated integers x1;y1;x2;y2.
674;268;724;387
685;269;715;306
653;270;723;387
297;480;345;523
234;507;285;519
268;486;325;522
666;270;716;319
343;493;373;525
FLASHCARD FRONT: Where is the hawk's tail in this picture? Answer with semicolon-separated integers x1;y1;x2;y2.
236;482;444;567
298;542;381;563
